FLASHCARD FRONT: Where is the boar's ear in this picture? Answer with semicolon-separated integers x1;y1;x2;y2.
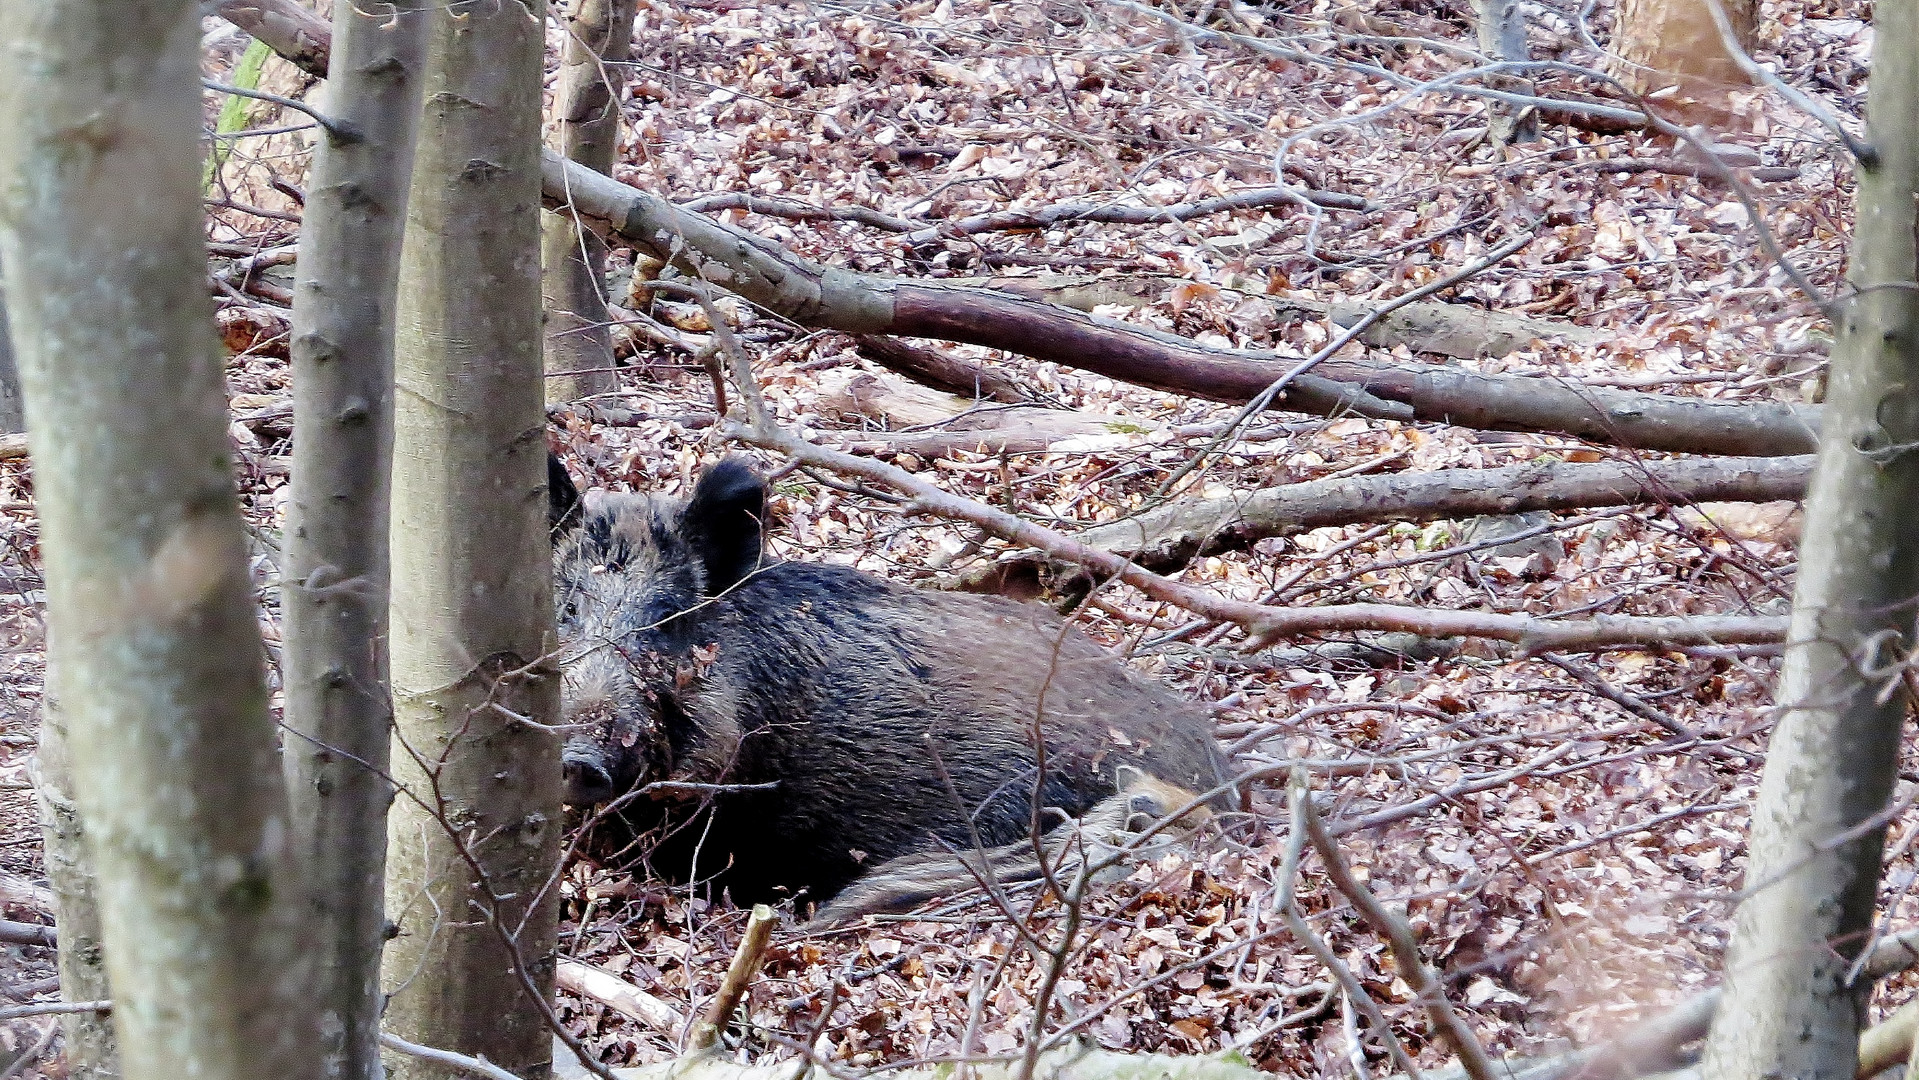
548;451;584;542
681;457;766;595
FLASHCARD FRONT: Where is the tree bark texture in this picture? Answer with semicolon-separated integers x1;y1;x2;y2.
543;154;1823;458
382;2;564;1078
282;4;427;1079
0;257;22;435
33;684;116;1079
1472;0;1536;142
1611;0;1756;100
1699;7;1919;1080
541;0;635;404
0;2;320;1078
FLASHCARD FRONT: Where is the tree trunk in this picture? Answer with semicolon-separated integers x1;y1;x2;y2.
381;1;564;1077
541;0;635;405
1472;0;1536;143
0;2;320;1078
1698;7;1919;1080
32;684;115;1079
1611;0;1755;102
0;257;22;435
282;4;427;1079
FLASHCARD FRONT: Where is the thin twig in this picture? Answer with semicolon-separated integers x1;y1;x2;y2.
201;79;353;140
1278;774;1424;1080
1299;787;1500;1080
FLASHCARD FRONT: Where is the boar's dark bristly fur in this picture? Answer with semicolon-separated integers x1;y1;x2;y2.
554;458;1232;915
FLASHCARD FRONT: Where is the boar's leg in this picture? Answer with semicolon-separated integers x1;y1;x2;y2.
808;774;1213;926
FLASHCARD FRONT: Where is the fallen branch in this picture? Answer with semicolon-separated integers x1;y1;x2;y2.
977;276;1604;362
0;920;56;949
0;1001;109;1020
546;153;1821;457
852;335;1030;403
213;0;331;79
380;1031;524;1080
0;433;25;461
729;421;1786;652
690;905;776;1051
1310;354;1818;456
612;1041;1269;1080
686;184;1371;244
819;370;1152;458
556;959;683;1034
1584;159;1800;182
1264;295;1608;359
1855;997;1917;1078
1301;786;1498;1080
892;185;1372;248
213;8;1824;458
1000;453;1814;574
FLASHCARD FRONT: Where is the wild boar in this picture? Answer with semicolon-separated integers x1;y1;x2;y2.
552;458;1231;917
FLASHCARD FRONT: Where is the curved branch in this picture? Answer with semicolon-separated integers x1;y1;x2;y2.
545;152;1824;457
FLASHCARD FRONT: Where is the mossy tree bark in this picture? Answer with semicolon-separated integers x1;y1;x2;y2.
32;686;114;1079
541;0;636;404
381;1;564;1077
0;1;320;1078
282;4;428;1080
1698;8;1919;1080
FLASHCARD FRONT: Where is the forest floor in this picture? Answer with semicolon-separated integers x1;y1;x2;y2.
0;0;1896;1075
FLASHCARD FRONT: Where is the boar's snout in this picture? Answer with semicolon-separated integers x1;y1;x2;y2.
563;747;618;806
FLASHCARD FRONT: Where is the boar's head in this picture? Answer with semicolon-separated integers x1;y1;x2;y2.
551;459;767;806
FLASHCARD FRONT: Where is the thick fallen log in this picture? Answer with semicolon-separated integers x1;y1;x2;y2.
962;276;1605;362
545;154;1821;458
1312;356;1818;456
1039;454;1815;573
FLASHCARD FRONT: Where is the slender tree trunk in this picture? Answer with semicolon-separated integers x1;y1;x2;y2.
1472;0;1536;143
0;2;320;1078
282;5;427;1080
1698;8;1919;1080
32;684;115;1079
0;258;22;435
541;0;635;404
380;1;564;1077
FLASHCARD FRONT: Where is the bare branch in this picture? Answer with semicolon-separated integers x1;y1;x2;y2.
1299;787;1500;1080
691;904;778;1052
